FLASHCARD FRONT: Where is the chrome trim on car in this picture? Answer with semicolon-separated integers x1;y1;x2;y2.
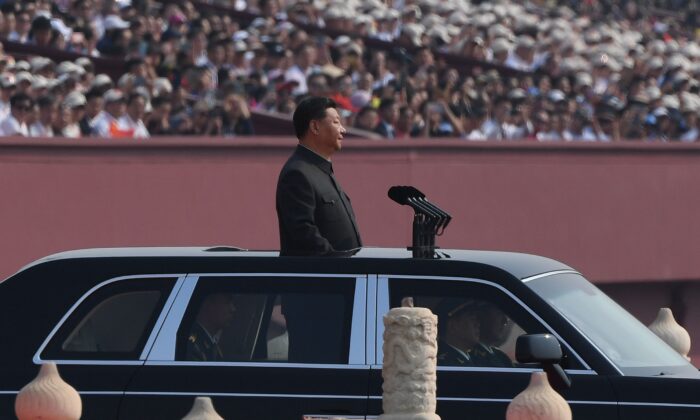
521;270;579;283
375;276;390;364
78;391;124;396
366;275;378;366
124;391;367;399
147;275;199;361
434;367;597;375
618;402;700;408
33;274;185;365
375;274;592;372
34;360;143;366
140;276;187;360
186;273;365;279
349;277;367;364
370;395;617;406
144;361;370;369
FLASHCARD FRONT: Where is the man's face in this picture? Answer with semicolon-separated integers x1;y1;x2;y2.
201;293;236;331
128;97;145;120
381;104;399;124
16;13;30;34
106;101;125;118
478;306;512;346
86;97;103;118
356;109;378;131
12;100;31;121
39;104;55;124
312;107;346;155
451;310;480;348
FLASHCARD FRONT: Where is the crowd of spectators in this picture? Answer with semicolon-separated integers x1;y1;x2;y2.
0;0;697;141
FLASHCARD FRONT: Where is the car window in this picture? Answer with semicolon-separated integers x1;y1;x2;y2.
388;278;584;370
176;276;356;364
42;277;176;360
528;273;694;375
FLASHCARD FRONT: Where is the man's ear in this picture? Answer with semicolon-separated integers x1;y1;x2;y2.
311;119;319;135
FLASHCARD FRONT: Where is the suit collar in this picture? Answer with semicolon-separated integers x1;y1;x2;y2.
296;144;333;175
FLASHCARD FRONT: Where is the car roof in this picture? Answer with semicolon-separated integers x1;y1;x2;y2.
15;246;575;281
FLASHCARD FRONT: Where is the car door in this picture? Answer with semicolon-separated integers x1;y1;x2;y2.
367;275;619;420
120;273;370;419
34;275;184;420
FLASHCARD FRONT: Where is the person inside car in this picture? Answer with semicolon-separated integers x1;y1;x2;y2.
471;303;514;367
186;292;236;361
436;298;481;366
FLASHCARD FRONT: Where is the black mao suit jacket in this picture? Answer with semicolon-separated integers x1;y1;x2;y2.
276;145;363;363
276;145;362;256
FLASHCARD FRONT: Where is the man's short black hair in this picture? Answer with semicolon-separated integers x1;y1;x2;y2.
378;98;396;112
292;96;337;140
36;95;54;109
126;92;146;106
10;92;32;108
85;88;102;100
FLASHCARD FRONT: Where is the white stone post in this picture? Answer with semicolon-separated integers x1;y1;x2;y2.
15;362;82;420
379;298;440;420
181;396;224;420
648;307;691;361
506;371;571;420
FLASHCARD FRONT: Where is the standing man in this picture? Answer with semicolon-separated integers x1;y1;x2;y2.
276;96;362;256
276;96;362;363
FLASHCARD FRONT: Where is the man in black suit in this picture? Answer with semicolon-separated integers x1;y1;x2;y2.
276;96;362;363
276;96;362;256
374;98;399;139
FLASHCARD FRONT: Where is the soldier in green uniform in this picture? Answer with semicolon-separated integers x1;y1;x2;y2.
436;298;481;366
186;293;236;361
472;303;514;367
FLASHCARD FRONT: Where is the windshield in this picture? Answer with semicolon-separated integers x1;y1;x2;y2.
527;273;694;376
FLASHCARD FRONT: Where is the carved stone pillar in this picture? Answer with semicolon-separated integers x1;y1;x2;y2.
648;307;691;361
15;362;82;420
506;371;571;420
379;306;440;420
182;396;224;420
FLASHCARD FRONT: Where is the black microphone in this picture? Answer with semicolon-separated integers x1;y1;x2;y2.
387;186;411;205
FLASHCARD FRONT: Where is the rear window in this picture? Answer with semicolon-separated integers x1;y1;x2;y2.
42;277;175;360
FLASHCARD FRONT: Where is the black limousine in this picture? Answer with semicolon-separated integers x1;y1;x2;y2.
0;246;698;420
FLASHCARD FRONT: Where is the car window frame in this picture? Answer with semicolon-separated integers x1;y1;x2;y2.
146;273;368;367
374;274;594;374
35;274;187;365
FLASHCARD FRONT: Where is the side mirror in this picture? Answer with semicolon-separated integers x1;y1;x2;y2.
516;334;572;391
516;333;563;364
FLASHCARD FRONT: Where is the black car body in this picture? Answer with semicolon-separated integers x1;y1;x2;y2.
0;247;698;420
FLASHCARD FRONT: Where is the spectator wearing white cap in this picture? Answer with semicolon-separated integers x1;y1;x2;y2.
119;91;150;138
62;91;87;138
29;95;57;137
91;89;132;137
0;93;32;136
14;71;33;96
505;36;536;72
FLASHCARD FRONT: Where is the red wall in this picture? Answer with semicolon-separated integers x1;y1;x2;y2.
3;137;700;362
2;137;700;283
